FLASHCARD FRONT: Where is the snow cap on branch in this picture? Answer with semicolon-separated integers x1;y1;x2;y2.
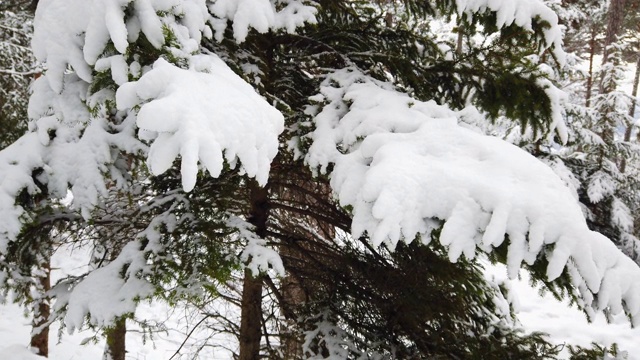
33;0;213;92
306;68;640;325
455;0;566;64
0;134;46;253
209;0;318;42
116;55;284;191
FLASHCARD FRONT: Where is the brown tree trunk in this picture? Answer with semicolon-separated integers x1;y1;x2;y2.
103;318;126;360
280;276;305;359
268;165;338;358
102;237;128;360
626;55;640;138
238;182;270;360
30;261;50;357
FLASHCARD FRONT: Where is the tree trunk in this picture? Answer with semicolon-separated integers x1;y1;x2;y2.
280;276;305;359
600;0;627;70
238;181;270;360
30;261;50;357
597;0;627;164
597;0;626;99
239;270;264;360
625;55;640;139
585;27;597;107
103;318;126;360
269;165;337;358
101;238;128;360
619;55;640;173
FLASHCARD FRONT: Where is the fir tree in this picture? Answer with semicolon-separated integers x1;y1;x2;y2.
1;0;640;358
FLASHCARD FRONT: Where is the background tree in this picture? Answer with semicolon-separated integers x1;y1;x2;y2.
0;0;35;149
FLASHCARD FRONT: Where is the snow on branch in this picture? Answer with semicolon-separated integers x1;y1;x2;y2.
209;0;318;42
455;0;566;64
0;133;46;253
52;240;155;331
116;55;284;191
305;68;640;325
33;0;317;93
33;0;213;92
0;69;143;251
302;310;366;360
229;216;285;276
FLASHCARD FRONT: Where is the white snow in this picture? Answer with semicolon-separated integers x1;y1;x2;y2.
33;0;216;92
56;241;155;332
230;216;285;277
209;0;317;42
3;263;640;359
306;68;640;324
455;0;565;64
116;55;284;191
2;0;638;358
0;345;47;360
487;264;640;359
0;133;46;252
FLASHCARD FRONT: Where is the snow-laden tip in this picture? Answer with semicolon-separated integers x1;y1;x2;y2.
455;0;566;65
306;68;640;325
116;55;284;191
209;0;317;43
33;0;212;92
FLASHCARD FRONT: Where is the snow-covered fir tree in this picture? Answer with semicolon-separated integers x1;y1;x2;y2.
1;0;640;358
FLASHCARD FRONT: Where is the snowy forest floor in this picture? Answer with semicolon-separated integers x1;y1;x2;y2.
1;263;639;359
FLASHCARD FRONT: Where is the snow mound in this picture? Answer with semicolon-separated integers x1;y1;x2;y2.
0;345;46;360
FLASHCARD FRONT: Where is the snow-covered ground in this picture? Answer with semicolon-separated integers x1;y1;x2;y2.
0;298;236;359
0;243;235;360
491;265;640;359
1;265;639;359
2;225;637;360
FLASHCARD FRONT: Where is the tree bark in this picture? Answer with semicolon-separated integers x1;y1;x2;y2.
239;270;264;360
103;318;126;360
238;181;269;360
626;55;640;140
102;238;128;360
280;276;305;359
585;27;597;107
30;261;50;357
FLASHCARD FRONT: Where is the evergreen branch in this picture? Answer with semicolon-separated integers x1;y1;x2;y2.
0;68;38;76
